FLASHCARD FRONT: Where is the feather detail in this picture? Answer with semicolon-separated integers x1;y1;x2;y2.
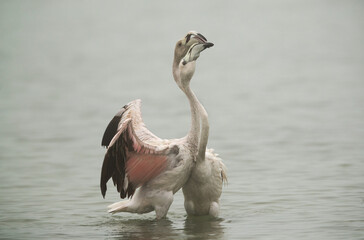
100;102;171;199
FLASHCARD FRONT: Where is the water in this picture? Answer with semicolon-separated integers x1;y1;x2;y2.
1;1;363;239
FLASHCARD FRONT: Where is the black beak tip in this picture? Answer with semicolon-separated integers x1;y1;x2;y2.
204;42;214;48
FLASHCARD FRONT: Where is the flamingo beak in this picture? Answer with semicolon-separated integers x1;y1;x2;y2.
182;40;214;65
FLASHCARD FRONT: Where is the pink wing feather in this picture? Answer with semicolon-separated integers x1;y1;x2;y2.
100;100;174;199
126;153;168;186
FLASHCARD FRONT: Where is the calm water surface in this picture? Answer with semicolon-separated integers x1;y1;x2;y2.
1;1;363;239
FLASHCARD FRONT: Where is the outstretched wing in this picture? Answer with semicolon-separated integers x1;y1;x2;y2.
101;99;159;148
100;100;177;199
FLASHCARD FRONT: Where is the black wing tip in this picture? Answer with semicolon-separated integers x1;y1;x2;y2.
101;116;122;147
101;106;130;147
101;185;106;198
100;152;113;199
101;174;108;198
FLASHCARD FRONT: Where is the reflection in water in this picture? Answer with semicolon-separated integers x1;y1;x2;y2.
184;216;225;239
99;215;225;239
102;216;177;239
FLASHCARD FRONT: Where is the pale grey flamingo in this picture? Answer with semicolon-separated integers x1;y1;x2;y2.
100;31;225;219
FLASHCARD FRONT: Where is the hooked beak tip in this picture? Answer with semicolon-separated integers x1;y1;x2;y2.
204;42;214;48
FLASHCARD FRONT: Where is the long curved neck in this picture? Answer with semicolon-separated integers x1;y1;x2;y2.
173;61;210;161
173;62;201;152
196;101;209;161
183;85;201;146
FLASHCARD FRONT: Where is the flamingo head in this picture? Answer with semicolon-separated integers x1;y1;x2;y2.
174;31;214;67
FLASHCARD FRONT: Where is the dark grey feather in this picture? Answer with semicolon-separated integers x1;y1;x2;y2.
100;120;136;199
101;106;127;147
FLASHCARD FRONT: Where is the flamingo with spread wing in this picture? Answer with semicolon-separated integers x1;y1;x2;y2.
100;31;225;219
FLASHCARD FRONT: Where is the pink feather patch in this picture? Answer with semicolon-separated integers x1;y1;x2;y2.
126;153;168;186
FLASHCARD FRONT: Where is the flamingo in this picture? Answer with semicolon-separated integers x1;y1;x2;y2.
181;39;227;218
100;31;218;219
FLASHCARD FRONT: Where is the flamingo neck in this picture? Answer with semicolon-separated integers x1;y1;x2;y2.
173;62;201;151
183;85;201;146
196;101;209;161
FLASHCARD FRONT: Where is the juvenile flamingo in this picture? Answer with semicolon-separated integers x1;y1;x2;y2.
100;31;220;219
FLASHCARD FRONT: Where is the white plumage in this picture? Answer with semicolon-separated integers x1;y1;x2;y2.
183;149;227;217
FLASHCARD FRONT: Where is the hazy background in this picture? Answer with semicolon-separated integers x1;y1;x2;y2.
0;0;363;239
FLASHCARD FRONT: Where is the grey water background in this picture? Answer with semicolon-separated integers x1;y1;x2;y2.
0;0;363;239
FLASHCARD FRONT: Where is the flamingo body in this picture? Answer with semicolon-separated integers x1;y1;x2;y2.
183;149;227;217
